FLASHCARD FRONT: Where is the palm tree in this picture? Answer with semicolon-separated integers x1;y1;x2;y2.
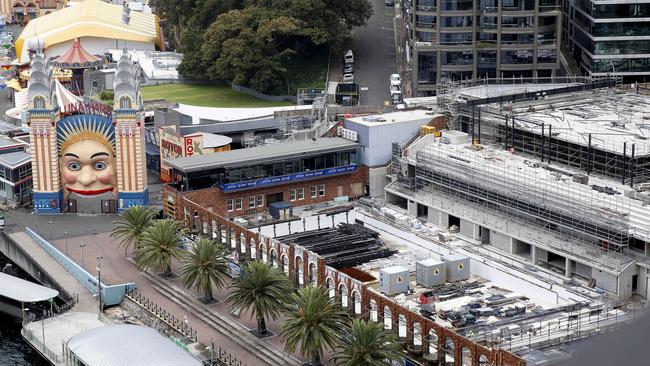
226;260;293;336
180;238;229;303
110;206;157;257
280;286;349;366
137;219;185;277
332;319;403;366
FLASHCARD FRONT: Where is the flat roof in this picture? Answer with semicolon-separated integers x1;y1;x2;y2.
174;103;313;125
166;137;359;173
458;83;583;100
0;272;59;302
346;110;440;127
0;135;24;148
0;151;30;168
482;89;650;156
67;324;202;366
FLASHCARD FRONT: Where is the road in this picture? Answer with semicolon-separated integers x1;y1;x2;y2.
353;0;397;106
334;0;397;107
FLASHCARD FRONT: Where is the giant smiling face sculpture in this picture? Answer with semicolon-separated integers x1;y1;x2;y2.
57;115;117;198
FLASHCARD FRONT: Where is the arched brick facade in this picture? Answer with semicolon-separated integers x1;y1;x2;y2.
163;187;525;366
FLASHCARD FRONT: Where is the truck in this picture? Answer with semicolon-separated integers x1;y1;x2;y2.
335;83;360;106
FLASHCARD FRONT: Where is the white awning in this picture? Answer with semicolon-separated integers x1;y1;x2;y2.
0;272;59;302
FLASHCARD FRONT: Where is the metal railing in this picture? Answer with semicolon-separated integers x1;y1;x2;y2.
125;288;198;342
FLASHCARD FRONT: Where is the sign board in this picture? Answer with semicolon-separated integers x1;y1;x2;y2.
219;164;358;192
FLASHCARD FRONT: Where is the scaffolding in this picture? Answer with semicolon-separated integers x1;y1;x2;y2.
409;137;646;253
452;87;650;185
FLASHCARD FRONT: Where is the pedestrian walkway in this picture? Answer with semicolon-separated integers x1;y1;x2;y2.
50;231;302;366
9;232;96;312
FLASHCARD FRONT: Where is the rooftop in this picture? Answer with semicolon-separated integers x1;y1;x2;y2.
0;135;25;149
0;151;30;168
0;272;58;302
481;89;650;156
16;0;162;63
166;137;359;172
174;103;312;124
67;324;202;366
346;110;440;127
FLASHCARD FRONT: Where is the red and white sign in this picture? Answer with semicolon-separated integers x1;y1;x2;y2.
185;137;194;156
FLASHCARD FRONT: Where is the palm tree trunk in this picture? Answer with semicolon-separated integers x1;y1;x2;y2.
311;352;321;366
164;265;173;277
204;287;212;302
257;317;267;335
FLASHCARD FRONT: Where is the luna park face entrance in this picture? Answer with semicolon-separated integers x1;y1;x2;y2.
60;199;117;214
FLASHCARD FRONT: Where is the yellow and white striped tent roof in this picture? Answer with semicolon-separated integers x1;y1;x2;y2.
16;0;162;63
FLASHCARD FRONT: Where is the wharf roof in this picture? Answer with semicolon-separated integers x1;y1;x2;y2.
166;137;359;172
0;272;58;302
67;324;202;366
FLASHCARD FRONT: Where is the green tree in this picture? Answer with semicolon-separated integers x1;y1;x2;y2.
137;219;185;277
226;260;293;335
280;286;349;365
180;238;229;303
332;319;403;366
110;206;157;257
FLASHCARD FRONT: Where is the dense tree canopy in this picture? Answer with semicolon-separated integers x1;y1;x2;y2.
154;0;373;93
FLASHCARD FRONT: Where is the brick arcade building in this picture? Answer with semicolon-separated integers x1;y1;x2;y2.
163;137;367;218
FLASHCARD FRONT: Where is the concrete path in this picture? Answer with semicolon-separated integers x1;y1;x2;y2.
9;232;97;312
49;231;304;366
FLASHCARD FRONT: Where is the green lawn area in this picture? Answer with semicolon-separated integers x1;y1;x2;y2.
141;84;293;108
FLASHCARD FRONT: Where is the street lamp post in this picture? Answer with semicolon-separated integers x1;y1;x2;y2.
63;230;70;256
41;309;46;347
96;256;104;315
47;219;53;240
79;242;86;268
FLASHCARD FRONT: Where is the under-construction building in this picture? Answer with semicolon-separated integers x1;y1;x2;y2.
387;81;650;302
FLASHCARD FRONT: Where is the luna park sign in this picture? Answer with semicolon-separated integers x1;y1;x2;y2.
61;101;113;119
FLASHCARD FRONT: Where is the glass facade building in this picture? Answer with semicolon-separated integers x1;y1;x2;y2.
564;0;650;81
407;0;562;96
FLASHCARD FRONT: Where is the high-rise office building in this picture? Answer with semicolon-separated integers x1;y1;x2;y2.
408;0;562;96
564;0;650;81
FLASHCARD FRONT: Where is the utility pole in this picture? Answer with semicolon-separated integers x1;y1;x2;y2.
97;256;104;315
79;242;86;268
63;230;70;256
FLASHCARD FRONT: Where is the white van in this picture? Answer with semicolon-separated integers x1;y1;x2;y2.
344;50;354;64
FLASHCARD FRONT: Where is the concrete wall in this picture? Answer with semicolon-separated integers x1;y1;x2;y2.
490;230;512;253
459;219;478;240
574;261;593;279
427;207;441;226
592;268;618;294
368;166;387;198
25;228;135;306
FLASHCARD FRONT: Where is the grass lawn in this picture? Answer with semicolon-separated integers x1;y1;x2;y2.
141;84;293;108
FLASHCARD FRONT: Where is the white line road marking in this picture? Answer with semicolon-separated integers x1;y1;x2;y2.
360;87;369;91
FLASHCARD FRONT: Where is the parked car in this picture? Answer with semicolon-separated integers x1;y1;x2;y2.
343;63;354;74
385;0;395;6
390;73;401;86
344;49;354;64
343;73;354;83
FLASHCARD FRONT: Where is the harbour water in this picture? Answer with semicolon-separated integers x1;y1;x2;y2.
0;313;49;366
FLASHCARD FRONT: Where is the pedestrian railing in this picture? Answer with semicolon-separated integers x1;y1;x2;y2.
125;288;198;342
125;288;247;366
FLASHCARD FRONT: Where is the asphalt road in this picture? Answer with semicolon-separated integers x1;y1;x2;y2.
350;0;398;106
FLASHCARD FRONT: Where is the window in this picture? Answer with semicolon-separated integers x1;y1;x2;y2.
289;189;296;201
235;198;243;210
227;199;234;212
120;96;131;109
310;186;317;198
297;187;304;200
34;96;45;109
257;194;264;207
318;184;325;197
248;196;256;208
